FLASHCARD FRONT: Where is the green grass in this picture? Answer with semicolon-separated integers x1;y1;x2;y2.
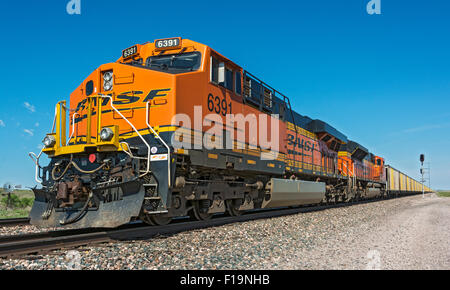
0;188;34;199
437;191;450;197
0;208;31;219
0;189;34;219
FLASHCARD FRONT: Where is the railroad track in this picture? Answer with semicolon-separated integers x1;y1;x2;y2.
0;194;418;259
0;217;30;227
0;224;142;258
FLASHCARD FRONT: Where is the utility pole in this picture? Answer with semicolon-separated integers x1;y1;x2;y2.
2;182;14;209
420;154;425;198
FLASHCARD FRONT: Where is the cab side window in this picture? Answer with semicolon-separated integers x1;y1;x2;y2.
235;71;242;95
225;68;233;91
211;55;232;89
211;55;242;98
210;56;219;83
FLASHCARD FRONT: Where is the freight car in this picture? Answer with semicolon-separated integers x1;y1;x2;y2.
386;166;431;194
28;38;432;228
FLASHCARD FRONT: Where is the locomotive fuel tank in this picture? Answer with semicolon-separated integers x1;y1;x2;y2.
262;178;326;208
365;187;381;198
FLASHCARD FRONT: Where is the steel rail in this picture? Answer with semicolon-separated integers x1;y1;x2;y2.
0;218;30;227
0;224;145;258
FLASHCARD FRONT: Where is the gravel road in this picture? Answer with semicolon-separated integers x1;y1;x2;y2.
0;193;448;270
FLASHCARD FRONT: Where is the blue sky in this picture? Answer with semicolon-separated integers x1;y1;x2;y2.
0;0;449;189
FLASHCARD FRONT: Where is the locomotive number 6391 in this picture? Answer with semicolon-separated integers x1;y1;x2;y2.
207;93;232;116
155;37;181;50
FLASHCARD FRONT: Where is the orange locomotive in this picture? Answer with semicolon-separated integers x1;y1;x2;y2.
28;38;426;228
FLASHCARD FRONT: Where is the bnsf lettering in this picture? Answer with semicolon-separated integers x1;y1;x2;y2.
75;88;171;111
143;88;171;102
287;134;315;152
287;149;311;157
113;91;143;105
75;97;110;111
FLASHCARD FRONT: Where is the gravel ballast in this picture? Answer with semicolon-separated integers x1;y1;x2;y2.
0;193;448;270
0;225;62;237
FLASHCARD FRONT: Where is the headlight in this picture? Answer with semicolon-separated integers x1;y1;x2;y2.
99;127;114;141
103;81;112;91
103;71;113;91
42;135;56;148
103;71;113;81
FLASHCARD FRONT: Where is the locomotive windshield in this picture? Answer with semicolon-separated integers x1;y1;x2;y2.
144;51;201;74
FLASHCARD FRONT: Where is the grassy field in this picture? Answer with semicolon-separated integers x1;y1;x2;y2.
0;189;34;219
437;191;450;197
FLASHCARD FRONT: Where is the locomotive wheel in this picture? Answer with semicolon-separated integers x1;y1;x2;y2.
326;196;335;205
150;214;172;226
226;200;243;217
191;200;213;221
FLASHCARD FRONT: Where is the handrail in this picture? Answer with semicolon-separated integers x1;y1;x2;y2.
342;160;354;177
28;150;44;183
244;71;286;98
145;101;171;187
67;112;79;145
55;100;67;147
28;103;59;184
51;105;57;133
28;96;158;183
99;94;152;178
244;71;300;165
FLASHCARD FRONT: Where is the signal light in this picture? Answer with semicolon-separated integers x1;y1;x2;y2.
89;154;96;163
